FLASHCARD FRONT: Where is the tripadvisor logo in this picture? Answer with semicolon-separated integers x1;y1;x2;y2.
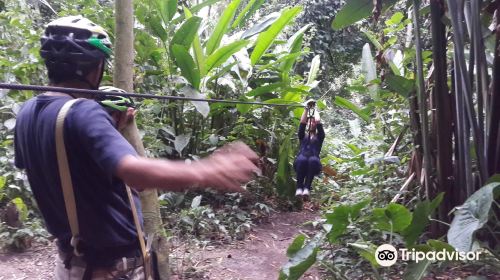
375;244;482;267
375;244;398;267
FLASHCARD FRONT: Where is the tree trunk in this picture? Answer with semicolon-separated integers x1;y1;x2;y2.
430;0;454;236
114;1;169;279
487;0;500;177
413;0;432;197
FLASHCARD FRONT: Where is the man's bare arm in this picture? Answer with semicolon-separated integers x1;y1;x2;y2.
116;142;259;192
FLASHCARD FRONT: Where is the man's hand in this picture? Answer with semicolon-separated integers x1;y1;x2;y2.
194;142;259;192
117;141;260;193
117;107;136;131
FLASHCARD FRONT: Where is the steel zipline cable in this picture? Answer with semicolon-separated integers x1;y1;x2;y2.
0;83;305;108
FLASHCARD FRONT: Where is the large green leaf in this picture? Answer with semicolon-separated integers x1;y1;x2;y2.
386;74;415;98
334;96;370;123
206;40;249;73
447;182;500;252
259;53;303;73
325;199;371;243
205;0;242;56
403;193;444;246
276;131;295;197
240;12;280;39
246;82;285;97
149;13;168;42
184;7;206;76
362;30;383;51
279;234;322;280
331;0;398;30
232;0;266;29
306;55;320;87
171;44;201;89
170;16;202;53
372;203;412;232
280;24;311;77
287;234;306;257
191;0;221;13
250;6;302;65
155;0;178;22
171;0;222;24
236;96;253;114
349;242;378;267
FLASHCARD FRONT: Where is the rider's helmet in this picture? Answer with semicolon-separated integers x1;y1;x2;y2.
98;86;134;112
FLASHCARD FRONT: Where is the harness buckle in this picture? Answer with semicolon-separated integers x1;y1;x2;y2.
70;235;84;257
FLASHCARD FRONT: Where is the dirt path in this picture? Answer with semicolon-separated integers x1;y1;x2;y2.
0;210;320;280
171;210;320;280
0;242;57;280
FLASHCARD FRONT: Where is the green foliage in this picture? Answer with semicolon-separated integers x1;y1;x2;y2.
349;242;378;267
161;190;272;240
251;6;302;65
286;234;306;257
385;75;415;98
206;40;249;73
283;193;446;279
447;182;500;252
170;16;202;53
402;193;444;246
171;45;201;89
155;0;178;22
325;199;370;243
205;0;242;56
333;96;370;123
279;234;321;280
232;0;265;29
276;131;295;197
331;0;397;30
371;203;412;232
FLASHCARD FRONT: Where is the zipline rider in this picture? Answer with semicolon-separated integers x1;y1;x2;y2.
294;99;325;197
13;16;259;280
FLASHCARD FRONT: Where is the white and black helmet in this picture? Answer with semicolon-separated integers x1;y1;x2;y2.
40;16;112;89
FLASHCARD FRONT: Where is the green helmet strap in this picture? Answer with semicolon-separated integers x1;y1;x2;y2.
88;36;112;56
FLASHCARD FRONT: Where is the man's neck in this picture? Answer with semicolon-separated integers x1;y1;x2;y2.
46;81;96;99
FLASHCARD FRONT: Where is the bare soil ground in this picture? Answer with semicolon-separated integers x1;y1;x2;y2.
170;210;321;280
0;210;320;280
1;210;497;280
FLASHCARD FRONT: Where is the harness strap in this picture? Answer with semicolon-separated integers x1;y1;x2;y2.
55;99;83;257
125;185;152;279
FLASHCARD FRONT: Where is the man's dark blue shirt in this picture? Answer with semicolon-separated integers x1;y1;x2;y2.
14;94;142;256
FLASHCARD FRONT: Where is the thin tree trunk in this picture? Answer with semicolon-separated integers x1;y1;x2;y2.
114;1;169;278
471;0;489;159
430;0;453;235
487;0;500;176
448;0;487;188
413;0;432;198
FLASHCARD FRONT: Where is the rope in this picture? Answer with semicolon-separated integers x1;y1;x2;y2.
0;83;304;107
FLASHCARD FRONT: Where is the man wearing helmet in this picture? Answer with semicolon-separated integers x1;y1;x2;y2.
14;16;258;279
